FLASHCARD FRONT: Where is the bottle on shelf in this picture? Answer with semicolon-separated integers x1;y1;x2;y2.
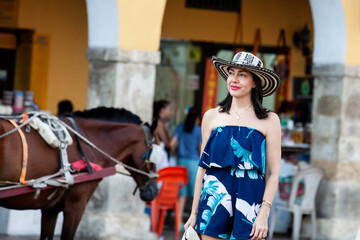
303;122;312;144
292;122;304;144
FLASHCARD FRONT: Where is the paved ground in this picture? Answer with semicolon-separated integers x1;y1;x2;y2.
161;225;294;240
0;232;293;240
0;225;295;240
0;213;295;240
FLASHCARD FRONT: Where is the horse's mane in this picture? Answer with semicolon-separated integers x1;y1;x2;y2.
72;107;142;124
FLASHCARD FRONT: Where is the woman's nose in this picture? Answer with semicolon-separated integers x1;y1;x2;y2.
230;76;238;83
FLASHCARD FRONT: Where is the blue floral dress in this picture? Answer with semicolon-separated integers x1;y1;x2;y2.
196;126;266;239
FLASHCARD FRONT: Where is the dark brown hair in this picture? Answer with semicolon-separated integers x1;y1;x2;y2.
218;73;269;119
184;107;200;132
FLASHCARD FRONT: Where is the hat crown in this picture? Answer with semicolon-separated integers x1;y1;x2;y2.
232;52;263;68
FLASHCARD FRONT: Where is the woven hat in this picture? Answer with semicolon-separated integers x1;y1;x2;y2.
212;52;281;97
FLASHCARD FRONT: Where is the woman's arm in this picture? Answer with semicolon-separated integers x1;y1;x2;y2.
156;121;171;148
169;136;177;155
184;109;215;229
250;112;281;240
185;166;206;228
262;112;281;210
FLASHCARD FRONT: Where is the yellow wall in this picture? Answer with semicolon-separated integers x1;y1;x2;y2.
117;0;167;51
13;0;316;113
17;0;88;114
343;0;360;65
162;0;313;77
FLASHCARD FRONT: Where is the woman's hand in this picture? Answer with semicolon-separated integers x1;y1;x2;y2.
250;209;269;240
184;212;197;231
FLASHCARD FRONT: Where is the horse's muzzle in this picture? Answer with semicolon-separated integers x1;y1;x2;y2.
140;178;158;201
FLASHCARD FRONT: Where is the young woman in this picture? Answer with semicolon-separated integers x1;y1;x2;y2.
170;106;202;230
153;99;173;170
184;52;282;240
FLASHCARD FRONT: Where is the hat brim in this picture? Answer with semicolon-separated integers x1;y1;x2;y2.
212;56;281;97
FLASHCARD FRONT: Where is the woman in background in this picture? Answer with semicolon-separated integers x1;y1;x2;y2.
153;99;173;170
170;106;202;230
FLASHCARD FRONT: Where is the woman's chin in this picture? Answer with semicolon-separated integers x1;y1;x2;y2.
229;92;251;98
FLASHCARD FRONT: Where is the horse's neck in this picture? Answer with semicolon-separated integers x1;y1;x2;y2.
73;119;141;168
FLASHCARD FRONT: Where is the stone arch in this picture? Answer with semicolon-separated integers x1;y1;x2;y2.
309;0;347;65
309;1;360;239
86;0;119;48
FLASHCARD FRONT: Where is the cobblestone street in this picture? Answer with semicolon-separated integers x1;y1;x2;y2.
0;224;295;240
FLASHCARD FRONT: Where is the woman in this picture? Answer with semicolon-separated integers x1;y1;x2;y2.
153;99;173;170
170;107;202;230
184;52;282;240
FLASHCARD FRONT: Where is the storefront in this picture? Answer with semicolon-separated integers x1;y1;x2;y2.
0;0;360;239
156;34;314;236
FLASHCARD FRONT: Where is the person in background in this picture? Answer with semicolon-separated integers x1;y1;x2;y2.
153;99;173;170
184;52;282;240
170;106;202;231
57;99;73;116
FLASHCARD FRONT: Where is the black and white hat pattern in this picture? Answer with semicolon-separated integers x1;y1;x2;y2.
212;52;281;97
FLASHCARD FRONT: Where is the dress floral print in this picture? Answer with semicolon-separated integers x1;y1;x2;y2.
196;126;266;239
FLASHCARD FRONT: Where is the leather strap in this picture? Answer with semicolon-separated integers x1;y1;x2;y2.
8;119;28;184
67;117;93;174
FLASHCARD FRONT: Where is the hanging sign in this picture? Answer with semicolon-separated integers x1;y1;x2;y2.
187;45;201;63
202;58;218;116
187;74;199;90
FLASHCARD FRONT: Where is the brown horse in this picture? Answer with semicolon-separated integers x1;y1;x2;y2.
0;107;158;240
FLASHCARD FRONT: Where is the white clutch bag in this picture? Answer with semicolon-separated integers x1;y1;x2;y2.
181;226;201;240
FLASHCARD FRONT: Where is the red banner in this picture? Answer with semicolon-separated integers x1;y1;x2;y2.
202;58;219;116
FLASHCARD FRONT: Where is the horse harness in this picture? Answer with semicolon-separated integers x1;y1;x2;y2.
0;112;158;197
2;114;75;187
66;117;94;174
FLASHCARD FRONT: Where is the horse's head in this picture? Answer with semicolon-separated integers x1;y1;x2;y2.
123;122;158;202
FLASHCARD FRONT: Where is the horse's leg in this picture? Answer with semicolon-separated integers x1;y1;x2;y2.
60;181;100;240
40;209;60;240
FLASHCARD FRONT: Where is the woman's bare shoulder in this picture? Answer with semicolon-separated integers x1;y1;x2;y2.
262;112;281;135
203;107;220;119
266;111;280;122
202;107;221;132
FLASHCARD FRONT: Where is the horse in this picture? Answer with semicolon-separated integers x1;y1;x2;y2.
0;107;158;240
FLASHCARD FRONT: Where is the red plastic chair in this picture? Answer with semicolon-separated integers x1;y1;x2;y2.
150;166;188;240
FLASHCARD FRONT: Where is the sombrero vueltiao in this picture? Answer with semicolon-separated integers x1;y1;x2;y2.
212;52;281;97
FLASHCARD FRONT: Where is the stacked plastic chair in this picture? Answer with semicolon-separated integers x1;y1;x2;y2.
150;166;188;240
269;166;324;240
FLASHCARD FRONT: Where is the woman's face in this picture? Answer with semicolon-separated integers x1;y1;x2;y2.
159;104;172;120
226;67;255;98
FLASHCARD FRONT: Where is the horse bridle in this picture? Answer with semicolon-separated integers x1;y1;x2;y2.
140;124;154;168
129;124;157;195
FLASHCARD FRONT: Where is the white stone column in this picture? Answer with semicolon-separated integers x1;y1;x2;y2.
77;48;160;240
86;48;160;122
77;175;156;240
307;64;360;240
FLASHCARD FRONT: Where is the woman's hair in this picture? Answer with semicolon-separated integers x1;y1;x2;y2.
184;107;200;132
218;73;269;119
152;99;170;119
